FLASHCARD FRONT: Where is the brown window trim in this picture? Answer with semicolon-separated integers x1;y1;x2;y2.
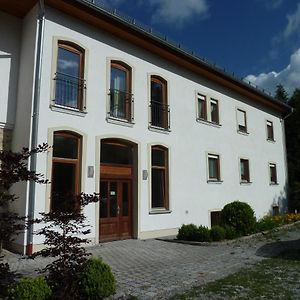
197;93;207;120
150;76;170;130
210;98;219;124
207;154;221;182
151;145;169;210
51;131;82;212
54;41;86;111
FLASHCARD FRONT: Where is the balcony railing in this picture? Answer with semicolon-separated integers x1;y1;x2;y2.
108;89;134;122
53;72;86;110
149;100;170;130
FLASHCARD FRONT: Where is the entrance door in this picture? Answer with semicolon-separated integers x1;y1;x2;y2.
99;179;132;241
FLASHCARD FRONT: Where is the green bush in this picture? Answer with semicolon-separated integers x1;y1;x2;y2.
197;225;211;242
177;224;199;241
255;215;282;232
221;201;256;235
223;224;237;239
79;257;116;299
9;277;51;300
210;225;226;241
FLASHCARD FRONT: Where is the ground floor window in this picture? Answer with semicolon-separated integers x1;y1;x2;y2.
151;146;169;209
208;154;220;181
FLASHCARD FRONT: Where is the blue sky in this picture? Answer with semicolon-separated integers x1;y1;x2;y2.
97;0;300;96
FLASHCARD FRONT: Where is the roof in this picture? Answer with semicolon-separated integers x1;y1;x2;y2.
1;0;292;115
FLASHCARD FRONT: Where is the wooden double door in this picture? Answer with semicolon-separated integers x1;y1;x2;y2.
99;179;132;241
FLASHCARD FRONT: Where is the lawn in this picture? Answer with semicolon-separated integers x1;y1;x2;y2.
170;247;300;300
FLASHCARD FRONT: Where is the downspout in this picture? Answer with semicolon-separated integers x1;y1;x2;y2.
26;0;45;256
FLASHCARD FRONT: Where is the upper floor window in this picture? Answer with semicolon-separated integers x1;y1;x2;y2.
51;131;81;212
150;76;170;130
269;163;278;185
109;61;133;122
207;153;221;181
196;93;220;125
151;146;169;209
237;109;247;133
54;42;86;111
266;120;274;141
240;158;250;183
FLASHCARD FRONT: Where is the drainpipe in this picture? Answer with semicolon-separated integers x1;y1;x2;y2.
26;0;45;256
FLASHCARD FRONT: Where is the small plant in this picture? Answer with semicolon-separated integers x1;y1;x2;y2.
210;225;225;241
8;277;51;300
177;224;199;241
221;201;256;235
223;224;237;240
197;225;211;242
79;257;116;299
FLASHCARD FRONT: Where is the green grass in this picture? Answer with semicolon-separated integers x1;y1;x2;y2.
169;250;300;300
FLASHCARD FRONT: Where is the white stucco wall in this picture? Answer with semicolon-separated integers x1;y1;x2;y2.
7;6;288;249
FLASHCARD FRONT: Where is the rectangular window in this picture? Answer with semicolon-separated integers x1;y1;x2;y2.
237;109;247;133
150;76;169;130
210;99;219;124
151;146;169;209
267;120;274;141
208;154;220;181
211;211;222;227
269;163;278;184
109;61;133;122
54;42;86;110
197;94;207;120
240;159;250;182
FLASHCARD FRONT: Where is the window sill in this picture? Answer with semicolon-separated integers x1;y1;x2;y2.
148;125;171;134
196;118;221;128
149;209;172;215
270;182;279;186
237;130;249;136
267;138;276;143
240;181;252;185
207;180;223;184
106;116;135;127
50;104;87;117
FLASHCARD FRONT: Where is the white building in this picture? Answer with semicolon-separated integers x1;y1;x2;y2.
0;0;291;254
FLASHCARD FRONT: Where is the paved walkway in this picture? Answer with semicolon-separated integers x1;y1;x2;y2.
3;224;300;299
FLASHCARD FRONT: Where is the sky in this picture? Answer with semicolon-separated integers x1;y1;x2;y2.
96;0;300;96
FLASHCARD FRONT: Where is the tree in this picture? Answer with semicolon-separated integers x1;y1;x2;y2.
275;84;289;103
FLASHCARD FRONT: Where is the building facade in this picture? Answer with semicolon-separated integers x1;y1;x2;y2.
0;0;291;254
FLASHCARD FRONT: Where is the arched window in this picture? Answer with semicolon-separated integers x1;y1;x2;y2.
109;61;133;122
150;76;169;130
151;145;169;209
51;131;81;212
54;41;86;110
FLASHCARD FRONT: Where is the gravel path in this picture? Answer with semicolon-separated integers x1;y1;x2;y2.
2;224;300;299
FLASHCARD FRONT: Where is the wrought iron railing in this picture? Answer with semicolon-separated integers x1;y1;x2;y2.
108;89;134;122
149;100;170;130
54;72;86;110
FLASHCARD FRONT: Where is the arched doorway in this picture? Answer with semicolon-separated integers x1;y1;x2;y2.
99;139;136;241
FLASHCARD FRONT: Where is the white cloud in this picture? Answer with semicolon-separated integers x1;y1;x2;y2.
283;3;300;39
244;48;300;95
148;0;209;27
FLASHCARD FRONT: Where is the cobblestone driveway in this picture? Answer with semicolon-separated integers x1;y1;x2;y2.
3;225;300;299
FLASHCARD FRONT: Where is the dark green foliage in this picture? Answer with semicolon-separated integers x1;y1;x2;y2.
254;215;282;232
210;225;225;241
177;224;199;241
8;277;52;300
79;257;116;299
223;225;237;240
275;84;289;103
197;225;211;242
221;201;256;235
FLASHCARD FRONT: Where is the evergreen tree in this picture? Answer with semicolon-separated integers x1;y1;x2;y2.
275;84;289;103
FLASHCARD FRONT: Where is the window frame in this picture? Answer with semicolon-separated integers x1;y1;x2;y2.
236;108;248;134
197;93;207;120
207;153;221;182
51;131;82;212
240;158;251;183
149;75;170;131
108;61;133;123
269;163;278;185
210;98;219;124
150;145;169;211
53;40;86;112
266;120;275;141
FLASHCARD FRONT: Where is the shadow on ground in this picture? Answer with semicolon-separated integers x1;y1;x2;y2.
256;238;300;260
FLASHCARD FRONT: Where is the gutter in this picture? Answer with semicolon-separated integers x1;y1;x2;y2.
26;0;45;256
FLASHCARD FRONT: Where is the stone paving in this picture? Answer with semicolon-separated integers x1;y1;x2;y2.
3;225;300;299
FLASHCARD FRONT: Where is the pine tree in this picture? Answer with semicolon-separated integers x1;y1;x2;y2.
275;84;289;103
